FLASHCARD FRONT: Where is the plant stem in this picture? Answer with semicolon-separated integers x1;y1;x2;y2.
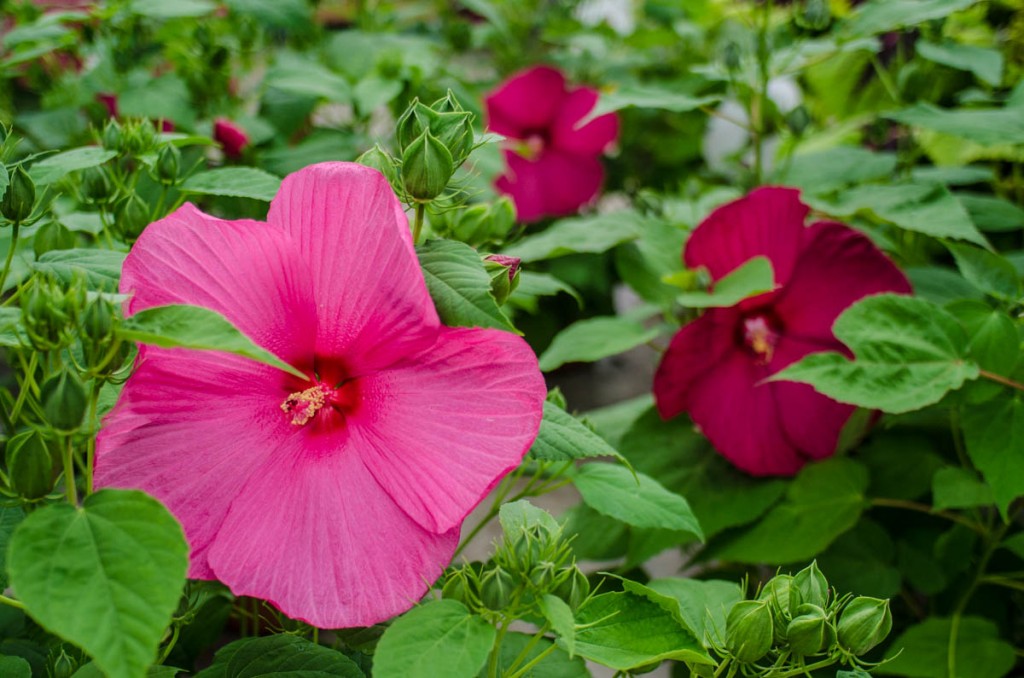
63;435;78;506
0;594;25;610
0;221;21;295
488;620;509;678
412;202;426;245
85;381;101;495
979;370;1024;392
870;497;986;534
9;350;38;428
507;643;558;678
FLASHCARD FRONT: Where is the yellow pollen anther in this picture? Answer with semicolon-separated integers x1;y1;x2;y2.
750;333;775;363
281;385;331;426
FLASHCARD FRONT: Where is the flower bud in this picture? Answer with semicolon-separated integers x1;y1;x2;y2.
397;98;474;165
552;566;590;611
726;600;774;663
430;110;474;165
33;221;75;258
484;254;521;306
431;90;465;114
759;574;795;640
356;145;399;188
2;165;36;224
213;118;250;159
116;194;151;242
396;100;434;153
80;166;113;203
101;119;122;151
785;604;834;656
479;566;516;611
155;144;181;185
51;649;77;678
796;0;832;32
5;430;55;499
837;597;892;656
441;570;475;606
22;279;71;350
41;368;88;432
784;105;811;137
722;41;742;72
401;130;454;202
790;561;829;610
82;295;115;343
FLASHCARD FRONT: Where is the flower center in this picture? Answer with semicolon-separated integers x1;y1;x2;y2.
514;129;548;160
281;384;333;426
738;312;782;364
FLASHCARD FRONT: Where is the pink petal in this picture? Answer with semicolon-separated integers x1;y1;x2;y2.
684;187;808;288
266;162;440;373
121;203;317;368
352;327;546;534
95;350;292;578
550;87;619;155
495;149;604;222
206;437;458;628
774;221;912;345
485;65;568;138
653;309;738;421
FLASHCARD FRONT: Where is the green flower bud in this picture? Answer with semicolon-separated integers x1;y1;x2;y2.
552;566;590;611
125;119;157;155
758;574;795;640
401;130;454;202
430;110;474;165
155;144;181;185
441;570;475;606
790;561;829;610
785;604;834;656
722;42;742;72
101;119;123;151
528;561;557;590
5;430;55;499
2;165;36;224
22;279;71;350
431;90;465;114
356;145;399;188
484;254;521;306
396;100;434;153
80;166;113;204
116;194;151;242
41;369;88;432
449;204;489;243
837;597;892;656
726;600;774;663
33;221;75;258
51;649;77;678
82;295;115;343
480;566;516;611
796;0;832;31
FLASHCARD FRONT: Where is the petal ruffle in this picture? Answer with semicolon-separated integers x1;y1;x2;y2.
774;221;912;345
95;349;293;578
684;187;807;288
206;439;457;629
495;150;604;222
485;65;567;138
352;327;546;534
121;203;317;367
550;87;619;155
267;163;440;373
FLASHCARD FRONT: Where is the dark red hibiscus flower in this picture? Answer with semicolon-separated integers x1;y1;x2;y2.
485;65;618;222
213;118;250;159
653;187;911;476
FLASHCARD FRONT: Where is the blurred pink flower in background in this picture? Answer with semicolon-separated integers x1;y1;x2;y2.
485;65;618;222
96;163;546;628
213;118;249;159
653;187;910;476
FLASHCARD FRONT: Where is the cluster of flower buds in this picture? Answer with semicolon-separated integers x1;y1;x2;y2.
1;164;37;225
102;118;160;158
430;196;516;247
722;562;893;674
21;276;84;352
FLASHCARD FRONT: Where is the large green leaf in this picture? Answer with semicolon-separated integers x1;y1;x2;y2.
962;392;1024;519
676;257;774;308
586;83;719;120
503;212;648;262
538;316;658;371
119;304;307;380
194;635;363;678
32;249;126;290
771;294;980;413
645;578;742;646
946;244;1021;301
7;489;188;678
931;467;994;511
572;463;703;539
916;40;1003;86
773;147;897;194
957;193;1024;233
0;506;25;590
129;0;216;18
264;52;350;102
817;519;902;599
417;239;516;333
374;600;495;678
529;402;623;463
181;168;282;202
888;104;1024;146
711;458;869;564
881;616;1015;678
841;0;980;37
29;148;117;186
571;591;712;671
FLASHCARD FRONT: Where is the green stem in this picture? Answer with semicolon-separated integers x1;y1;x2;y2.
774;657;837;678
979;370;1024;393
870;54;902;104
751;0;772;186
85;381;101;496
0;221;21;295
712;657;732;678
63;435;78;506
487;620;509;678
978;575;1024;594
9;350;38;427
0;594;25;610
505;626;550;675
507;642;558;678
412;202;426;245
870;497;986;534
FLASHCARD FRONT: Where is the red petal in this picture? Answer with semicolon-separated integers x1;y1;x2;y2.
496;149;603;222
485;65;567;138
550;87;619;155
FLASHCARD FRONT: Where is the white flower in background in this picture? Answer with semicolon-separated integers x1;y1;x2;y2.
575;0;636;35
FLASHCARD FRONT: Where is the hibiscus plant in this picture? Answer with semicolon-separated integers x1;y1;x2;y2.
0;1;1021;678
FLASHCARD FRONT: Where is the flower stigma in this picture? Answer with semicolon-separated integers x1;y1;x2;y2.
740;313;781;364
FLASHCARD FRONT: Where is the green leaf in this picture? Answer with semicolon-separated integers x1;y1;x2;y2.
29;148;117;186
773;147;897;194
538;316;658;372
585;83;719;120
129;0;216;18
529;402;624;463
7;489;188;678
0;506;25;589
512;272;581;307
711;458;868;564
503;212;648;262
907;265;983;305
842;0;980;37
817;519;902;599
860;433;945;501
677;257;774;308
0;656;30;678
417;239;516;333
932;467;994;510
572;463;703;539
882;616;1014;678
374;600;496;678
194;635;364;678
498;499;561;538
962;392;1024;519
352;76;403;116
771;294;981;413
181;167;282;202
957;193;1024;233
948;301;1019;376
571;591;712;671
645;578;742;646
32;249;126;290
888;103;1024;146
224;0;312;29
916;40;1003;86
539;595;576;657
119;304;307;380
265;53;350;102
946;243;1021;301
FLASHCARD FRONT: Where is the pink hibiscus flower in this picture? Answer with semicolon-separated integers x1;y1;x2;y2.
653;187;910;476
95;162;546;628
485;65;619;222
213;118;249;159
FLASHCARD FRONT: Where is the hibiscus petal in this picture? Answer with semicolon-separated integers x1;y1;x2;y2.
121;203;317;367
352;327;546;534
207;439;457;629
653;309;738;420
550;87;619;155
485;65;567;138
267;162;440;373
684;187;807;288
774;221;912;345
95;349;293;578
496;150;604;222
